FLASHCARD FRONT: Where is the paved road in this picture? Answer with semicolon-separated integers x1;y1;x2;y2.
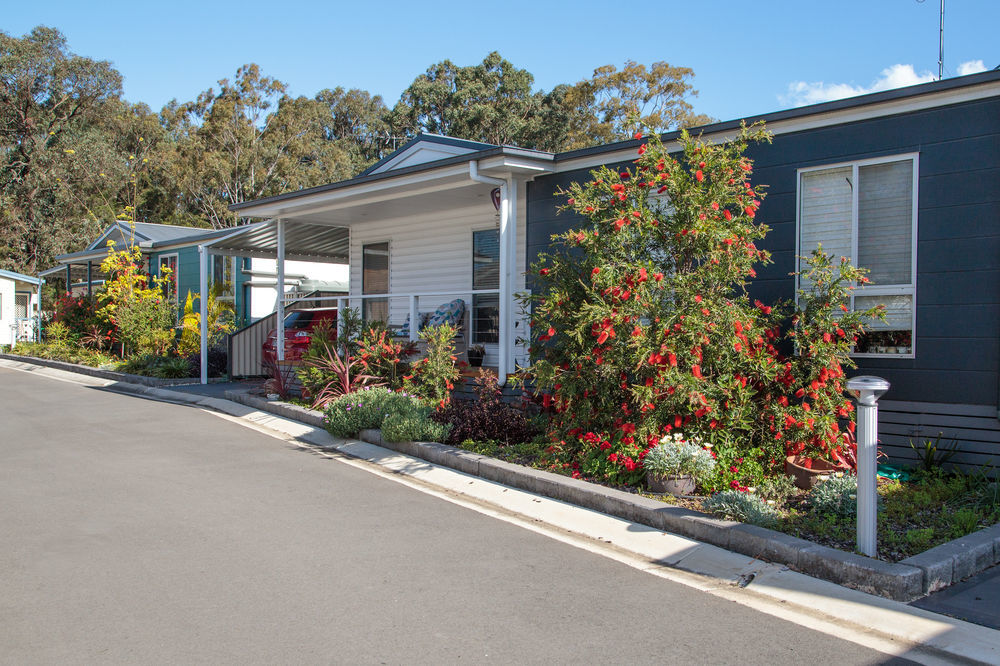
0;367;913;664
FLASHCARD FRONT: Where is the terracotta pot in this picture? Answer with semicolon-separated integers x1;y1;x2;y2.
784;455;844;489
646;472;696;496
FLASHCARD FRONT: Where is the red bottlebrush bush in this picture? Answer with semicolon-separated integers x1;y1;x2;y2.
520;124;882;490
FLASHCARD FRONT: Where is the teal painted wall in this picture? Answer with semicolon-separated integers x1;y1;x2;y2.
149;247;250;323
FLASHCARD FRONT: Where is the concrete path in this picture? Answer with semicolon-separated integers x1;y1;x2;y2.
2;360;999;664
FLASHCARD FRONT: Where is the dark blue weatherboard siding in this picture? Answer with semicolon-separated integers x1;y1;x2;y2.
525;96;1000;469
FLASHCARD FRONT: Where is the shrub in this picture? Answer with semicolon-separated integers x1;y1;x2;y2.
322;387;439;440
520;124;883;489
356;326;417;389
403;323;460;409
52;294;100;338
382;411;450;443
300;343;382;409
757;474;798;503
433;369;537;446
97;243;176;356
185;347;228;378
703;490;780;528
152;356;193;379
643;432;716;484
808;473;860;517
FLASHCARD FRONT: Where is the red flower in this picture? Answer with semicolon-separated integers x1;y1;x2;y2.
592;267;601;276
547;326;556;337
653;272;663;281
692;365;702;379
695;170;704;182
539;268;550;275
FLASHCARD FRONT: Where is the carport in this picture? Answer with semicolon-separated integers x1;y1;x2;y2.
196;219;349;384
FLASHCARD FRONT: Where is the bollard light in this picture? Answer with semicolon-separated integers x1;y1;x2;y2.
846;375;890;558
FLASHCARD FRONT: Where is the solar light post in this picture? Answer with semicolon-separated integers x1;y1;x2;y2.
846;375;890;558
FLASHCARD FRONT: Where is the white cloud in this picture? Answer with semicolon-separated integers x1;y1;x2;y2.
957;59;987;76
781;64;936;107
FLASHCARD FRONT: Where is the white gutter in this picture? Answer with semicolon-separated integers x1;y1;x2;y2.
469;161;512;386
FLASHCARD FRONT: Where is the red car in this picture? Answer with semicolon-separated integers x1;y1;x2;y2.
262;308;338;364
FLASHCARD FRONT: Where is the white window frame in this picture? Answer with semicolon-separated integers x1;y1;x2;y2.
158;253;179;299
360;239;391;323
210;255;236;304
471;226;500;345
795;153;919;359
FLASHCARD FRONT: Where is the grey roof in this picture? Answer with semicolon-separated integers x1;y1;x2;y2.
131;222;216;243
201;220;349;263
359;133;500;176
0;268;42;285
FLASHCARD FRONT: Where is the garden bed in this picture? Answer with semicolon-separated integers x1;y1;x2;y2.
0;352;225;387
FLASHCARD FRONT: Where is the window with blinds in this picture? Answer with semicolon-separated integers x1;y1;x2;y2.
362;242;389;323
798;155;917;357
472;229;499;344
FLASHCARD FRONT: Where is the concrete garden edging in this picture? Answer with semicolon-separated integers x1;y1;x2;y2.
0;353;226;387
222;391;999;602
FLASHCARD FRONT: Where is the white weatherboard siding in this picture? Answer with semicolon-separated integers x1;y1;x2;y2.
348;195;529;368
0;277;13;346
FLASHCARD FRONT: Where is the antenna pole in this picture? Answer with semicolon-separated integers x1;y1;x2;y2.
938;0;945;80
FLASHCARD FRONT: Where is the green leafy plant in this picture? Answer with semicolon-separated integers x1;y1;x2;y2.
97;242;176;357
703;490;780;528
643;433;716;484
757;474;798;503
381;411;450;443
322;387;446;442
356;326;417;389
909;433;959;473
808;473;860;518
403;323;460;409
305;343;382;409
177;286;235;355
262;357;298;399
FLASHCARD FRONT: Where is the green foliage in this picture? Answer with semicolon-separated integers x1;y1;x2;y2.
909;433;959;473
381;411;450;444
403;323;460;409
300;343;382;409
703;491;780;528
521;124;882;488
562;60;714;150
757;474;799;503
97;242;175;356
321;387;448;443
643;433;716;483
356;326;417;389
0;26;122;274
177;286;235;355
7;340;117;368
808;473;860;518
116;353;192;378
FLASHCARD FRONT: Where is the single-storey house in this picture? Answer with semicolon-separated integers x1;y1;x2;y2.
0;269;42;347
40;221;348;325
227;69;1000;468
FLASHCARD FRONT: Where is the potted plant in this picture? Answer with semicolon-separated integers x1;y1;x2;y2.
466;344;486;367
644;433;716;496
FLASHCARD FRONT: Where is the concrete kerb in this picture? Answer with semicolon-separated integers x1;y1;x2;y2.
901;524;1000;595
0;353;225;388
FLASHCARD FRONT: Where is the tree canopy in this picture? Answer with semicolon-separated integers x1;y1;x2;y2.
0;26;713;274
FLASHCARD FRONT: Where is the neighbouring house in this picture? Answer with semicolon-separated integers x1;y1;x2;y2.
228;69;1000;469
0;269;42;347
39;221;346;326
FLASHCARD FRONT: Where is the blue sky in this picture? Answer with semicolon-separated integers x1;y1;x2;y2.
5;0;999;123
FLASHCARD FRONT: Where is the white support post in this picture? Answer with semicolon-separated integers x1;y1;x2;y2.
198;246;209;385
847;376;890;558
497;181;510;386
337;297;346;343
276;218;286;362
505;178;518;379
36;280;43;342
469;161;509;385
409;295;418;342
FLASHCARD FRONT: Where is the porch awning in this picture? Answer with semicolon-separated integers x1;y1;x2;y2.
199;219;349;263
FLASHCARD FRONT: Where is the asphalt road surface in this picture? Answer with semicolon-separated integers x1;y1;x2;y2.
0;367;915;664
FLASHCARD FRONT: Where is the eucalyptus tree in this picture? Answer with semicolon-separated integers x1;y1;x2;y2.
0;26;123;273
